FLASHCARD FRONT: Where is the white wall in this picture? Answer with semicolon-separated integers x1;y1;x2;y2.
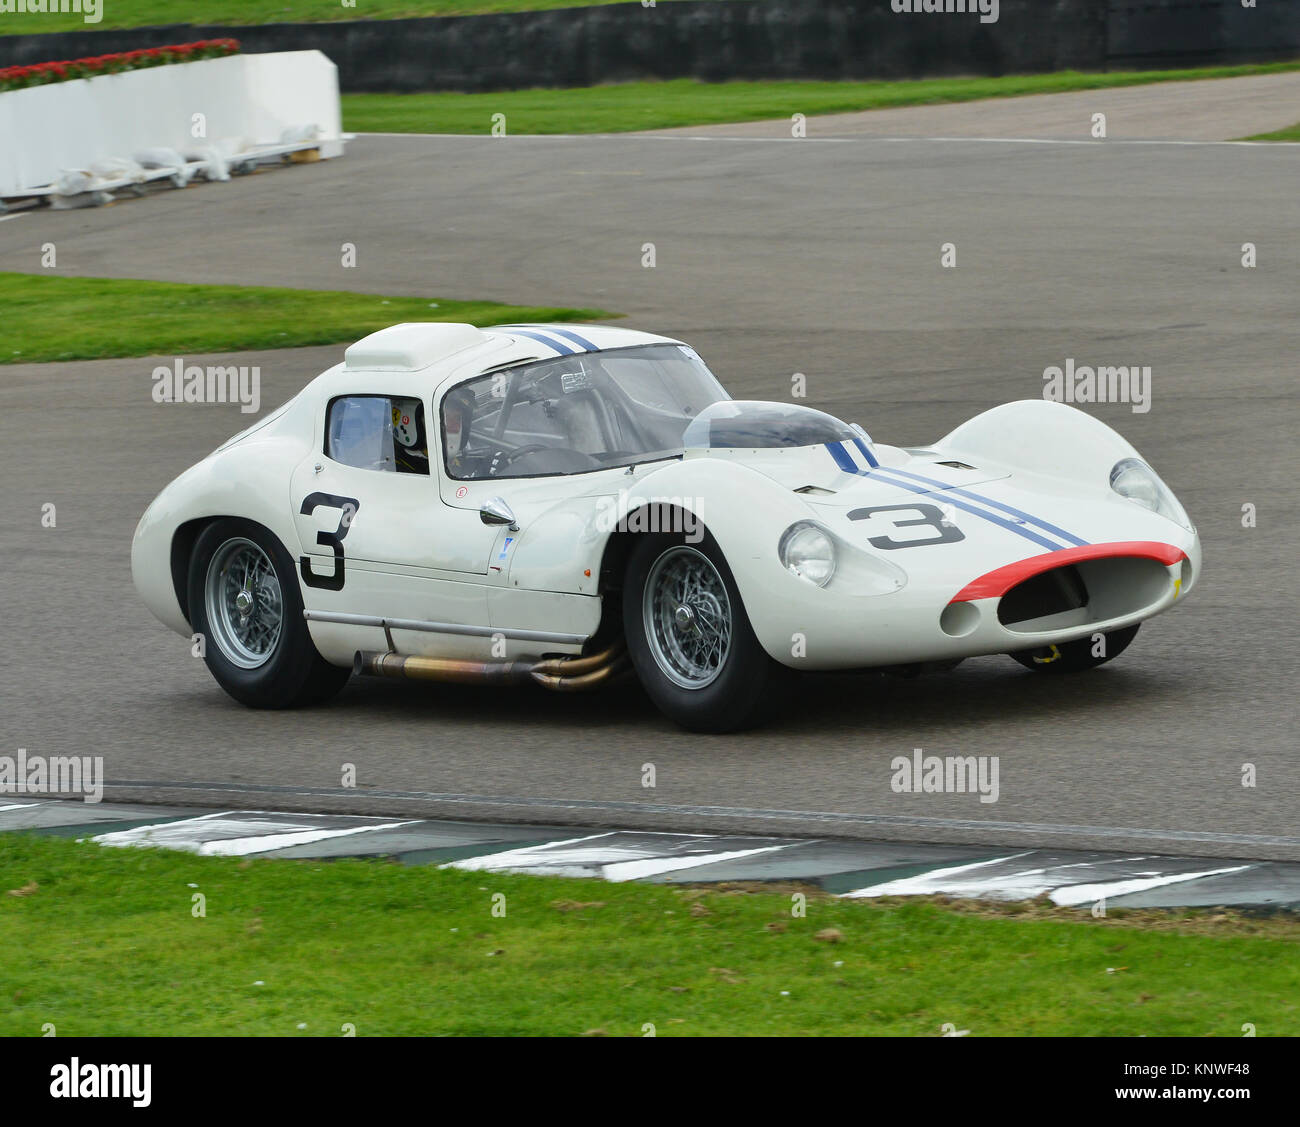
0;50;344;197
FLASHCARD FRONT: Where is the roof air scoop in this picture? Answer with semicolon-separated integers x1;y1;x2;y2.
344;322;489;372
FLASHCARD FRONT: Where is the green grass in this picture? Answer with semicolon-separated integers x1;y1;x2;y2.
0;273;612;364
343;63;1300;135
1242;123;1300;141
2;833;1298;1036
0;0;672;35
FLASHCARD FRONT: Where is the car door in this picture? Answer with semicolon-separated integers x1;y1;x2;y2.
289;391;495;657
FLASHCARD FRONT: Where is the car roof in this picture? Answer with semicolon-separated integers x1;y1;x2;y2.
328;322;683;400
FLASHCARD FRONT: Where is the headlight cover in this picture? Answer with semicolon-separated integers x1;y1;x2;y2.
1109;458;1193;530
779;521;836;587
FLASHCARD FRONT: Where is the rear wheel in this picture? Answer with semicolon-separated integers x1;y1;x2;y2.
1009;624;1140;674
623;533;790;732
187;518;350;708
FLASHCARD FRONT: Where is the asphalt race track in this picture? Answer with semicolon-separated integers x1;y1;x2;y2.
2;99;1297;861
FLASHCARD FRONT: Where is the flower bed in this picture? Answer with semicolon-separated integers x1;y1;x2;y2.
0;39;240;93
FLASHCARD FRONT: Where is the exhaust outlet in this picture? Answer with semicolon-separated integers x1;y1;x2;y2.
352;640;628;693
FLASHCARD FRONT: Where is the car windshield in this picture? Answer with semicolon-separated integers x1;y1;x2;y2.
442;343;729;479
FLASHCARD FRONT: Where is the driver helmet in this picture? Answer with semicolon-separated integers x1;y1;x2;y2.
443;386;476;460
391;398;423;451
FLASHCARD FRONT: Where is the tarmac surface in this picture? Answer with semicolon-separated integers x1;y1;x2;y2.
645;71;1300;140
1;83;1296;863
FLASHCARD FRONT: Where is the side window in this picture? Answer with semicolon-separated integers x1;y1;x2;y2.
442;367;609;480
326;395;429;475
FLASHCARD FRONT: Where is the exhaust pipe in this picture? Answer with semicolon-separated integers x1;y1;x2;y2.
352;640;628;693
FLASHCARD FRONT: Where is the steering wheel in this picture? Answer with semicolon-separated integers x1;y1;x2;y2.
491;444;551;472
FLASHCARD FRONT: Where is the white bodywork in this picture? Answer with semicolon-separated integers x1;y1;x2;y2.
132;323;1201;675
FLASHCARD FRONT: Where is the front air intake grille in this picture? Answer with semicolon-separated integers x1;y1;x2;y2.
997;565;1087;626
997;556;1173;634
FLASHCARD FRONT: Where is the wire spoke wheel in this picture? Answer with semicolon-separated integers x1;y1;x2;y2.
643;545;733;689
204;537;284;670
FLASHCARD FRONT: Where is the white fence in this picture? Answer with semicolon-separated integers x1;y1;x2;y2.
0;50;344;200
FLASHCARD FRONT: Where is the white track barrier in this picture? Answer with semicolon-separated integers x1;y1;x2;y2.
0;50;344;200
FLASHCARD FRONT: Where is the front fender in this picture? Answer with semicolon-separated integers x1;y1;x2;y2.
937;399;1143;484
612;454;822;569
506;457;818;601
610;458;914;664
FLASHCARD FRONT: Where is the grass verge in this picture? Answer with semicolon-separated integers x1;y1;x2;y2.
1241;123;1300;141
0;0;664;35
343;63;1300;135
2;833;1297;1036
0;273;612;364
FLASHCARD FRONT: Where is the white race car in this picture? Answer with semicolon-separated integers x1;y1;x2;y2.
133;322;1200;731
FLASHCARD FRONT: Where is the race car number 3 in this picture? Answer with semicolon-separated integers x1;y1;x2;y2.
299;492;361;590
846;503;964;549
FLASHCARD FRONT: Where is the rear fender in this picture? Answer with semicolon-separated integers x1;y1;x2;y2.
132;437;307;636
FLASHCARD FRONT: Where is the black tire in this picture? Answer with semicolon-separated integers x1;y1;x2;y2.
1009;623;1140;674
623;532;791;732
187;518;351;708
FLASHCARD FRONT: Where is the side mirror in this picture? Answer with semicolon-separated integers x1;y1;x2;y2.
480;497;519;531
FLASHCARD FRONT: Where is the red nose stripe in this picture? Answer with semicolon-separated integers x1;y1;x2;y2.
949;541;1187;603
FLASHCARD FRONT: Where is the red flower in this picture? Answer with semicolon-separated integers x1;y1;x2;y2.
1;39;241;89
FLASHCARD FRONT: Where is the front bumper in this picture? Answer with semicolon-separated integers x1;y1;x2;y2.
747;535;1200;671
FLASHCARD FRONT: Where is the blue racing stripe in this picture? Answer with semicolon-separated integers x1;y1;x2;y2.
826;441;859;473
852;436;880;468
506;328;576;355
540;326;600;352
823;444;1064;552
881;466;1089;547
867;470;1066;552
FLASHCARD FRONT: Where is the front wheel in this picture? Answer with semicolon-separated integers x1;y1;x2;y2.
623;533;790;732
187;518;351;708
1009;624;1140;674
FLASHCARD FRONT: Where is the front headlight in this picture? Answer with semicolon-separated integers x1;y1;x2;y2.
1109;458;1193;530
779;521;836;587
